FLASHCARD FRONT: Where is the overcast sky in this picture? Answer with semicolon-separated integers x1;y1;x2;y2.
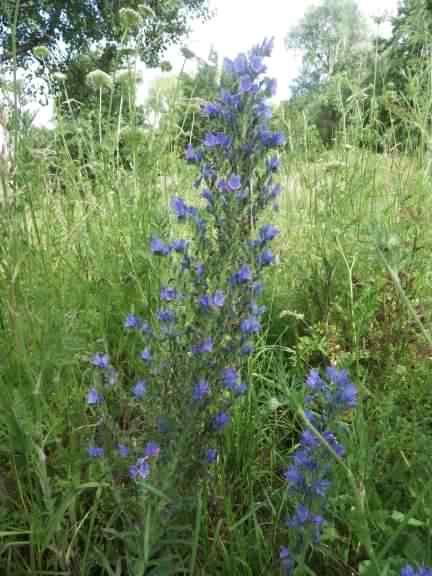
32;0;399;126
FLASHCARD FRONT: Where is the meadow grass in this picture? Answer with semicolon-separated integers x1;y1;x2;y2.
1;57;432;576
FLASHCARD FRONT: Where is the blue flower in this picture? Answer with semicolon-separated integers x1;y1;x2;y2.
170;239;188;253
267;157;280;175
203;132;232;149
240;316;261;334
230;264;252;285
191;337;213;354
124;314;140;329
202;102;221;117
87;446;104;458
221;367;238;389
233;382;248;396
250;55;266;75
239;75;253;93
193;379;210;401
144;441;160;457
212;411;230;431
207;448;218;463
212;290;225;308
259;223;279;243
185;143;202;163
91;353;109;369
157;309;176;323
129;458;150;480
280;546;294;576
241;341;255;355
150;237;171;256
140;348;152;362
117;443;129;458
257;248;273;267
132;380;147;399
160;287;178;301
305;369;325;392
227;174;241;191
87;387;102;406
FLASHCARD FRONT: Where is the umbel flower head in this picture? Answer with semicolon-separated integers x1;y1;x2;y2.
86;69;113;91
119;7;143;30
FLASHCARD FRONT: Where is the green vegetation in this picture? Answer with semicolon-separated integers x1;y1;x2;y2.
1;1;432;575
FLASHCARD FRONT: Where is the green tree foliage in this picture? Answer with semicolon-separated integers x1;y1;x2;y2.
0;0;211;70
284;0;370;146
285;0;369;97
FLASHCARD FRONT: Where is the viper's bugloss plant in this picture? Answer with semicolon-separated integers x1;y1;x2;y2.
281;367;357;575
85;38;285;487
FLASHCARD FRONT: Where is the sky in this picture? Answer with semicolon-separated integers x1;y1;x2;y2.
31;0;399;126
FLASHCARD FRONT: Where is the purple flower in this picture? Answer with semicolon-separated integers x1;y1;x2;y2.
191;337;213;354
171;196;188;219
267;156;280;174
207;448;218;463
192;379;210;401
241;341;255;355
265;77;278;96
221;367;238;389
185;143;202;163
87;387;102;406
233;53;248;75
198;294;211;310
157;309;176;323
257;248;273;267
233;382;248;396
287;503;310;528
129;458;150;480
132;380;147;399
212;290;225;307
230;264;252;285
91;353;109;369
252;281;264;296
202;102;221;117
203;132;232;149
240;316;261;334
144;441;160;458
160;287;178;301
201;188;213;204
117;443;129;458
259;223;279;243
213;411;230;431
140;348;152;362
280;546;294;576
87;446;104;458
124;314;140;329
150;237;171;256
239;75;253;93
170;239;188;253
227;174;241;191
305;369;325;392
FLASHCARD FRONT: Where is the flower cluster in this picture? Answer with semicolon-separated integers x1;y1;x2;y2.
281;367;357;575
85;38;284;485
401;566;432;576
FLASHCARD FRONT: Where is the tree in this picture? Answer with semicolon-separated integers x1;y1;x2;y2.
0;0;211;70
285;0;370;96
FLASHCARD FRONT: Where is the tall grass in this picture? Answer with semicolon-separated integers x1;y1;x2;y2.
1;30;432;576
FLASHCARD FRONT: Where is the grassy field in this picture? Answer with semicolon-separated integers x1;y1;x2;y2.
1;66;432;576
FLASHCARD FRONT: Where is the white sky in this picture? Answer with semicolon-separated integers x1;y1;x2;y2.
32;0;399;126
